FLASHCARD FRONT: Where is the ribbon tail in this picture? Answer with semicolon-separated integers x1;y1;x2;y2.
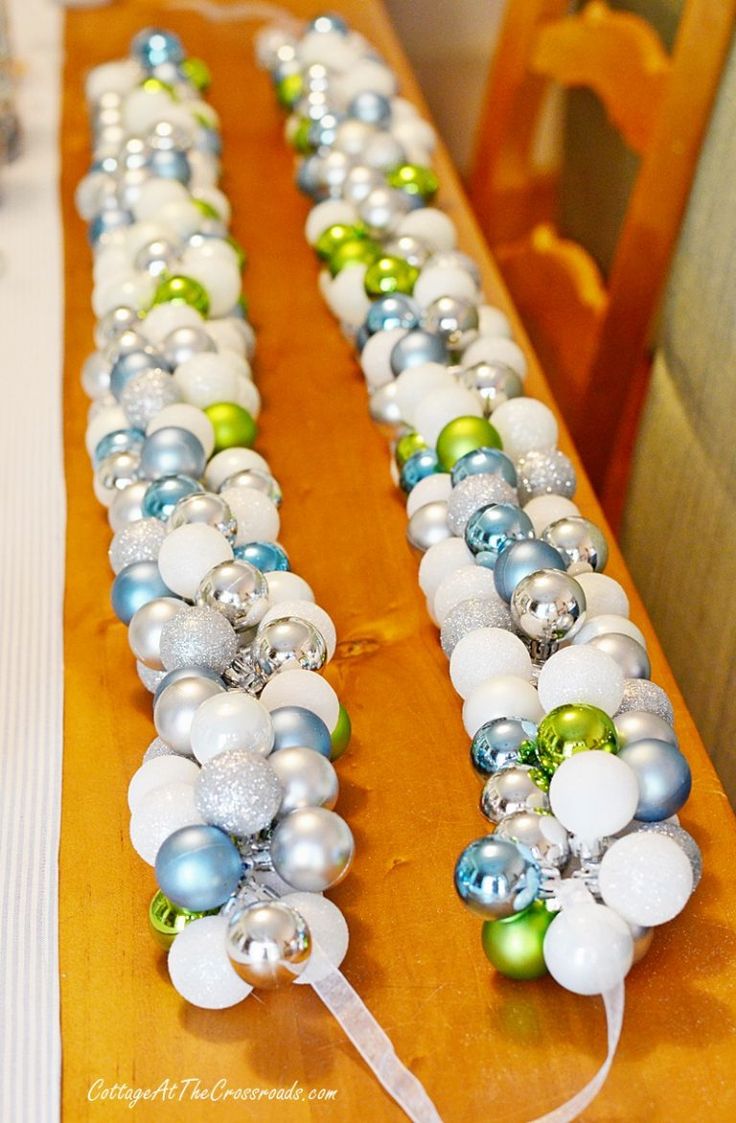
529;983;625;1123
162;0;303;28
309;951;444;1123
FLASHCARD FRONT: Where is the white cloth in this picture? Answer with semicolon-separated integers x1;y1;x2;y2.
0;1;64;1120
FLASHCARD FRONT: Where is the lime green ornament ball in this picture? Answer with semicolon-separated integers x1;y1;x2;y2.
152;274;210;317
387;163;439;202
329;237;380;276
180;57;211;92
289;115;313;154
481;900;554;980
204;402;258;452
226;235;247;271
277;72;304;110
148;890;217;950
435;415;502;470
536;703;619;776
140;76;176;97
192;197;221;221
316;222;366;261
364;255;419;297
395;430;428;469
330;704;352;761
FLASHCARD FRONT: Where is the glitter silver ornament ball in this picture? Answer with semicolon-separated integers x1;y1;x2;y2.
616;678;675;726
515;448;577;505
120;367;181;429
446;473;518;536
143;735;177;762
137;660;167;693
195;747;283;837
159;605;238;674
440;596;516;656
109;517;167;574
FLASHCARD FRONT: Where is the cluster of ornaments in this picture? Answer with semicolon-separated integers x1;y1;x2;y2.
77;27;356;1010
258;12;701;997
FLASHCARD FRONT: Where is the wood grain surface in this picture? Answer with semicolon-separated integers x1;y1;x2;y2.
59;1;736;1120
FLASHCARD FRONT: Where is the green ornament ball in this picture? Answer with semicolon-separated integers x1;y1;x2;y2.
364;255;419;297
386;163;439;202
316;222;366;261
277;72;304;110
180;57;212;93
192;198;221;221
204;402;258;452
481;900;554;980
152;274;210;317
148;890;217;950
395;430;428;469
290;115;313;154
140;76;176;98
435;415;502;469
329;236;381;276
536;703;619;775
226;235;247;271
330;704;352;761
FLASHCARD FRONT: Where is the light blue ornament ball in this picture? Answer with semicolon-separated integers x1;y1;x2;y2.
140;427;206;481
494;537;567;602
234;541;290;572
131;27;185;69
89;207;133;246
147;148;191;185
619;738;692;821
155;823;243;911
365;293;421;336
451;446;518;488
111;560;174;624
400;448;439;493
110;349;165;399
93;428;145;469
454;836;539;919
308;12;350;35
390;328;448;375
270;705;333;757
471;717;538;778
465;502;534;566
142;474;203;520
348;90;392;126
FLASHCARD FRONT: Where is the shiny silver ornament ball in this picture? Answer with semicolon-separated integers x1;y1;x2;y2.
219;468;282;508
480;765;549;824
269;746;339;817
128;596;185;669
251;617;327;677
421;295;479;357
383;233;431;269
95;449;141;495
195;747;282;837
109;479;149;531
495;810;569;870
159;605;238;674
614;709;678;749
358;185;410;236
628;822;702;889
542;516;608;573
168;492;237;540
154;674;224;755
406;501;453;552
161;325;216;368
95;305;139;349
270;807;354;892
426;250;482;288
617;679;675;726
133;237;180;279
458;360;523;415
369;381;403;428
226;900;311;989
588;633;651;680
440;596;516;656
446;474;518;536
515;449;577;504
109;517;166;574
121;367;181;429
195;559;269;630
510;569;586;645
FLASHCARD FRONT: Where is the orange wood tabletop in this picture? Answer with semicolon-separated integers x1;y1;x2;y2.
59;2;736;1121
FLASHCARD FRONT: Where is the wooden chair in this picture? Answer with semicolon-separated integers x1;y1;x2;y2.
468;0;736;524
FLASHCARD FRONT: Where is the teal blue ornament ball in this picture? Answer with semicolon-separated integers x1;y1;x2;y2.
454;836;539;919
155;823;243;911
111;560;174;624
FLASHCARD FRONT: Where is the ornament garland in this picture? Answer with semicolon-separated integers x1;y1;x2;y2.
257;7;702;1112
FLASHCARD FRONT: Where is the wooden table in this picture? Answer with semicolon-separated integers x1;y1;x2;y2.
59;1;736;1119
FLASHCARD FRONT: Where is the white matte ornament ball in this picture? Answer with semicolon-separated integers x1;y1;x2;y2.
574;572;630;619
417;536;473;599
280;892;350;985
129;781;204;865
147;403;216;460
205;447;270;491
174;353;240;409
393;363;455;426
220;487;280;544
179;255;241;318
265;571;315;604
324;264;371;328
450;628;532;700
476;304;513;339
396;208;457;252
413;266;477;309
414;384;484;448
549;751;639;843
543;902;634;995
462;675;543;736
360;328;407;390
573;614;645;649
234;375;261;419
86;405;129;457
599;832;693;926
305;199;358;244
169;915;252;1009
133;176;190;223
433;564;499;625
491;398;558;460
190;692;274;763
127;755;200;813
158;524;233;600
260;600;336;661
523;495;581;536
537;645;625;716
141;302;204;345
260;669;340;732
462;336;528;380
406;472;452;518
